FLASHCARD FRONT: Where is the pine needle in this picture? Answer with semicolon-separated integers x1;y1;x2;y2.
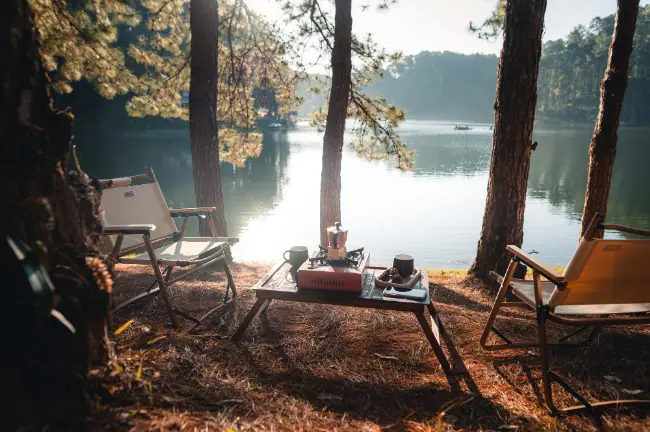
136;358;143;381
147;335;167;345
114;319;135;335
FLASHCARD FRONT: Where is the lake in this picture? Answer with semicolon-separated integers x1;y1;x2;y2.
76;120;650;268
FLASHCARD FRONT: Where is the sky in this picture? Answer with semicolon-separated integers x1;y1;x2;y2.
247;0;650;57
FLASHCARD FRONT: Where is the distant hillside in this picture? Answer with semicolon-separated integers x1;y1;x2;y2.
296;5;650;126
370;51;498;122
295;52;498;122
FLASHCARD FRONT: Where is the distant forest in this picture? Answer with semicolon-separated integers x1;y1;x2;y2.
348;5;650;125
64;6;650;129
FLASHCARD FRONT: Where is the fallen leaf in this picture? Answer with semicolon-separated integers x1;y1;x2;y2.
317;392;343;401
147;335;167;345
623;389;644;395
374;353;399;360
114;319;135;335
603;375;622;383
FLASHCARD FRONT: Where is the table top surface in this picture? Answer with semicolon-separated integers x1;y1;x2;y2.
253;260;431;308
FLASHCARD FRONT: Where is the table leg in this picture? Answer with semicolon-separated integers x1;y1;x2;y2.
415;311;451;374
426;303;445;341
232;298;272;341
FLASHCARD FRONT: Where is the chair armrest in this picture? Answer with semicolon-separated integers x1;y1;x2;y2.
103;224;156;235
601;224;650;238
98;177;132;189
506;245;564;283
169;207;216;217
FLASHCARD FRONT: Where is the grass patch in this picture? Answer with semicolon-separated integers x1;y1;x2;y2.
428;268;468;278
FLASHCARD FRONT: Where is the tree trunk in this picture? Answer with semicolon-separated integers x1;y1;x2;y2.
468;0;547;282
319;0;352;246
580;0;639;238
190;0;228;237
1;0;109;428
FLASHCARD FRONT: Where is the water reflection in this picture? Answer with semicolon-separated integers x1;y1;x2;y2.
529;127;650;228
75;121;650;267
76;129;291;237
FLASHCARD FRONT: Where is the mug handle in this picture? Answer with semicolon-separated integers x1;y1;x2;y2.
283;250;291;262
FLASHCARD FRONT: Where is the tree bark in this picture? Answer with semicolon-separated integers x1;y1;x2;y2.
190;0;229;237
1;0;109;428
580;0;639;238
319;0;352;246
468;0;547;282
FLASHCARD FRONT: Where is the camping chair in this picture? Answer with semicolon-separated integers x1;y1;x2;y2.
99;168;238;332
480;213;650;414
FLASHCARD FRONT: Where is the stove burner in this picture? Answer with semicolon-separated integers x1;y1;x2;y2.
309;246;365;268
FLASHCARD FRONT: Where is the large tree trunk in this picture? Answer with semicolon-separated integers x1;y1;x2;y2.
1;0;110;428
190;0;229;237
319;0;352;246
580;0;639;238
468;0;547;282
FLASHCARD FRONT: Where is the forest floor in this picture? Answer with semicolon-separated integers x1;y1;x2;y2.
89;263;650;431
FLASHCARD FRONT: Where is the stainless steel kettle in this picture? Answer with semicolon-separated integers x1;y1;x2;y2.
327;222;348;249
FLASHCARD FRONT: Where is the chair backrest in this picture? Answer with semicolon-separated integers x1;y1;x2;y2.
100;171;178;250
548;238;650;307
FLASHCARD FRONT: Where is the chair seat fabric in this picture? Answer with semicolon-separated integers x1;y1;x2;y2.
120;237;227;265
511;280;650;315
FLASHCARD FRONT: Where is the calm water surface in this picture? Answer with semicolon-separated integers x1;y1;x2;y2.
76;120;650;268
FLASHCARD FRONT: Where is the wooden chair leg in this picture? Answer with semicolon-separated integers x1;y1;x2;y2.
183;258;238;334
480;258;518;350
223;259;237;301
536;304;555;411
165;265;175;283
144;235;179;329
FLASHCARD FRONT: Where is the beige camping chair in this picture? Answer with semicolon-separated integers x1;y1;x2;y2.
480;213;650;414
100;168;238;332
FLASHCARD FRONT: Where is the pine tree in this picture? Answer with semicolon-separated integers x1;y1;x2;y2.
469;0;548;281
581;0;640;237
2;0;110;427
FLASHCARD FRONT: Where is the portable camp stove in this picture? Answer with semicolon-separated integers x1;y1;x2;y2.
309;245;366;268
295;221;369;292
296;247;369;293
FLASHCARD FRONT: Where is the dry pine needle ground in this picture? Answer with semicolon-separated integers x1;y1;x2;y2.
88;263;650;431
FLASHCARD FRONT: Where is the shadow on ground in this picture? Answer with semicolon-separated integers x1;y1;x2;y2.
89;264;650;431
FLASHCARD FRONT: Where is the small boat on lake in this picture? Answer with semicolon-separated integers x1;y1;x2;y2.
267;122;283;130
454;125;472;131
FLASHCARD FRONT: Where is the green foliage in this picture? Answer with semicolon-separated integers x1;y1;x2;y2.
468;0;506;41
279;0;412;168
31;0;299;166
31;0;139;98
367;5;650;126
537;6;650;125
466;3;650;125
